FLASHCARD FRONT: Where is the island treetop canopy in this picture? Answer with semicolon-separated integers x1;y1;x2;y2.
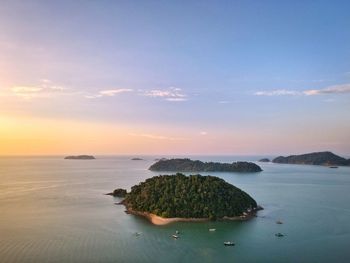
123;173;258;219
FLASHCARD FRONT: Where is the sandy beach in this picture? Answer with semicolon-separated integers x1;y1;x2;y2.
149;213;209;225
125;207;260;225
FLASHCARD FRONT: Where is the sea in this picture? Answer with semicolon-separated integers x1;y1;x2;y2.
1;155;350;263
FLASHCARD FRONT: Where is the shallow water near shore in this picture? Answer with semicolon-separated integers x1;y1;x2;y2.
1;155;350;263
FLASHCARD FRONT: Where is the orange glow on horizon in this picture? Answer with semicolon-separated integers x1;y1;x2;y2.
0;115;212;155
1;114;349;156
0;115;133;155
0;115;258;155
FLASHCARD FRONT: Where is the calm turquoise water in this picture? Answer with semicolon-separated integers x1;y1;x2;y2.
1;156;350;263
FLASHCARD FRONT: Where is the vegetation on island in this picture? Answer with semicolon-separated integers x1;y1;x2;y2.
154;158;167;161
64;155;95;160
149;158;262;173
272;151;350;166
122;173;258;219
106;188;127;197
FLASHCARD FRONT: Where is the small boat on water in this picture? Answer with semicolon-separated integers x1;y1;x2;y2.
172;234;179;239
209;228;216;232
224;241;235;246
175;230;179;234
275;233;284;237
329;166;338;168
276;220;283;224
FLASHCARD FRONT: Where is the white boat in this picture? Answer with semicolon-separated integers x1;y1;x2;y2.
209;228;216;232
224;241;235;246
172;234;179;239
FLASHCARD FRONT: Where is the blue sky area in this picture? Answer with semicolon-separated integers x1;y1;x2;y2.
0;0;349;155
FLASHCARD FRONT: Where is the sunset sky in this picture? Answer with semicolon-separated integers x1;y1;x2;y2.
0;0;349;155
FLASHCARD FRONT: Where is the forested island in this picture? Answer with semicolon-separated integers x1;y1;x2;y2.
272;151;350;166
106;188;127;197
64;155;95;160
120;173;261;224
149;158;262;173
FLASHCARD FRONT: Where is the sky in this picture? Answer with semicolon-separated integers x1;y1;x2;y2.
0;0;349;156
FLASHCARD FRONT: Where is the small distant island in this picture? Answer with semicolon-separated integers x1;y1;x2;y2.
106;188;127;197
131;158;144;161
272;151;350;166
259;158;270;162
119;173;261;225
149;158;262;173
64;155;95;160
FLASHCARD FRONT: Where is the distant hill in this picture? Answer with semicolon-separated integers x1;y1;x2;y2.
272;151;349;166
122;173;259;219
149;158;262;173
259;158;270;162
64;155;95;160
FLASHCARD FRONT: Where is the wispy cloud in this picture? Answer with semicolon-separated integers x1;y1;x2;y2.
11;86;43;93
85;87;187;101
200;131;208;136
254;83;350;97
254;89;301;96
40;79;66;91
129;133;187;141
142;87;188;102
85;89;133;99
10;80;67;99
303;84;350;95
